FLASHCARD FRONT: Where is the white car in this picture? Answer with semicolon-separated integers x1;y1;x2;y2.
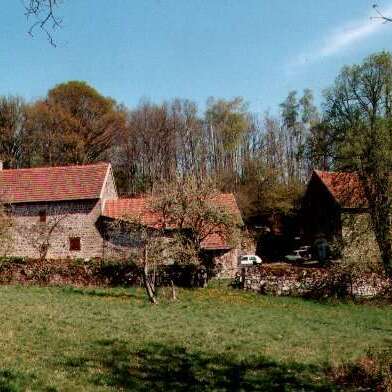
239;255;262;266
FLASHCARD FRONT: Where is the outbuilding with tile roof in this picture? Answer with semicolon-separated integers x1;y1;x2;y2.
0;162;243;275
302;170;380;263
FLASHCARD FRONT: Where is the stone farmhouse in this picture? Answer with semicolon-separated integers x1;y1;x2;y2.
302;170;379;262
0;162;242;272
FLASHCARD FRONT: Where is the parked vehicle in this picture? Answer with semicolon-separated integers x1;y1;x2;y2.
285;246;312;263
239;255;262;265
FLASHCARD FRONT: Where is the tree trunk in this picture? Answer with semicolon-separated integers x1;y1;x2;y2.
152;258;157;296
363;174;392;278
170;279;177;301
142;249;157;304
141;268;157;304
372;212;392;278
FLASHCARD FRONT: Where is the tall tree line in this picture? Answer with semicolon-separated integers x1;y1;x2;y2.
4;51;392;276
0;80;324;221
112;91;323;221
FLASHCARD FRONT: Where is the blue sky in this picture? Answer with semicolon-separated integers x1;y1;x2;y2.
2;0;392;113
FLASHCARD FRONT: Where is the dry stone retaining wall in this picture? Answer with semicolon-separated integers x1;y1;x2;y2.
239;264;390;298
0;258;200;287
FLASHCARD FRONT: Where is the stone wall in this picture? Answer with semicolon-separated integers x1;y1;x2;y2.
239;264;390;298
8;199;105;259
212;248;240;278
100;219;157;260
100;168;118;207
211;239;255;278
101;219;242;277
0;258;198;287
341;212;381;264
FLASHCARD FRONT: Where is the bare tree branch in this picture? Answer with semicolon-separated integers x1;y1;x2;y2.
371;4;392;23
23;0;63;46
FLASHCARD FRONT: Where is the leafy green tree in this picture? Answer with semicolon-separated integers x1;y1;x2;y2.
280;91;299;130
299;89;320;176
237;161;303;224
205;97;249;187
305;120;333;171
21;81;126;167
23;101;83;166
47;81;126;162
280;91;306;181
299;89;319;126
324;51;392;276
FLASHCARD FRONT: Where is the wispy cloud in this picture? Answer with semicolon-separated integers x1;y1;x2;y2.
292;4;392;68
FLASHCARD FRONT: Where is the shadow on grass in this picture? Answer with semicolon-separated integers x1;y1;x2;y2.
61;286;138;299
0;370;29;392
0;369;56;392
62;339;336;391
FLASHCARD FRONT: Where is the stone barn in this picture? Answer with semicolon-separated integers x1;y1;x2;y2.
100;194;243;276
302;170;380;262
0;162;118;259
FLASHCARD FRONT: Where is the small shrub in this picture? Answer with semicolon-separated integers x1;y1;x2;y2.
332;347;392;391
31;263;52;283
98;259;140;286
73;257;87;265
304;264;353;299
0;256;27;265
329;239;343;260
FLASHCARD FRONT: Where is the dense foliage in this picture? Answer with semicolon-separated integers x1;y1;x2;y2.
3;52;392;274
0;81;323;224
324;51;392;276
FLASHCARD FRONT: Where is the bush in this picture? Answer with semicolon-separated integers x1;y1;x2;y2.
0;256;27;265
332;347;392;391
0;257;206;288
98;259;140;286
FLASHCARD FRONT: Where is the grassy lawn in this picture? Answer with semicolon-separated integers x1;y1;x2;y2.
0;285;391;391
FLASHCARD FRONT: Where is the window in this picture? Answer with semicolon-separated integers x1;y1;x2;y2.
69;237;81;251
39;210;46;223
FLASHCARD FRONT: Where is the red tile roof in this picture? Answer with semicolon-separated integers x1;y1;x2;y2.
314;170;367;208
0;162;110;203
103;197;163;227
200;232;232;250
103;193;242;250
211;193;242;218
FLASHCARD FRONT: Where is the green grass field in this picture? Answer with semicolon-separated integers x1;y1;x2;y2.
0;285;391;391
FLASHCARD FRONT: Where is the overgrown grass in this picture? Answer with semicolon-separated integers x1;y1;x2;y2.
0;285;391;391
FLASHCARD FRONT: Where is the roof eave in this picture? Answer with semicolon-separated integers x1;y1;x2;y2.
202;245;232;250
312;170;341;207
5;196;101;205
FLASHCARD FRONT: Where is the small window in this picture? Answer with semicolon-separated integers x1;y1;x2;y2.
69;237;81;251
39;210;46;223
